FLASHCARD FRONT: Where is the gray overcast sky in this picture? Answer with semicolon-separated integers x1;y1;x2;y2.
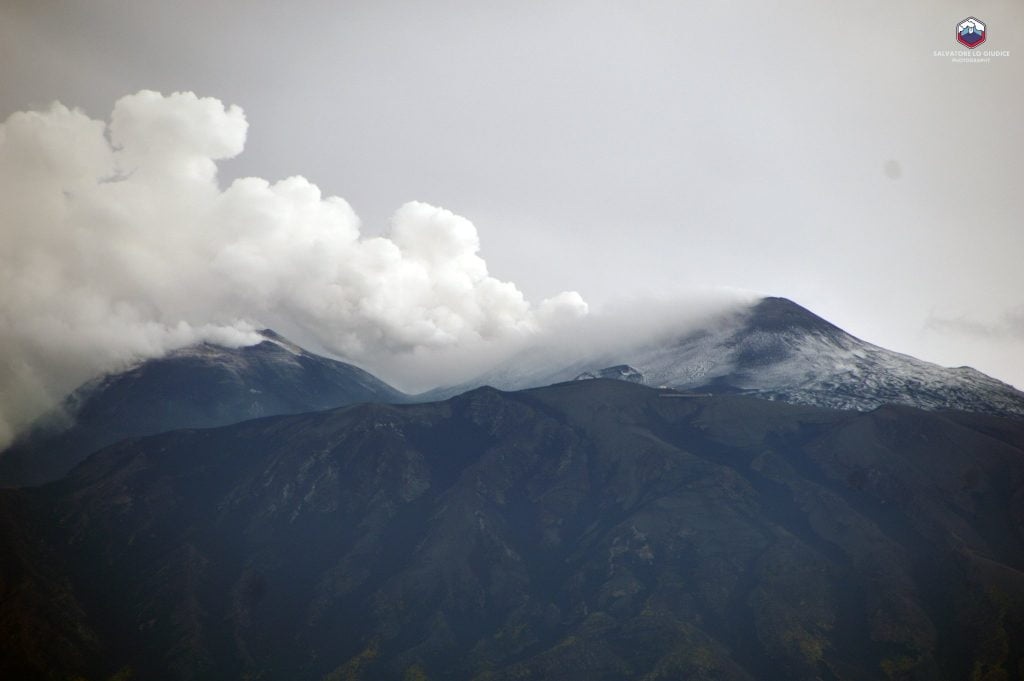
2;0;1023;386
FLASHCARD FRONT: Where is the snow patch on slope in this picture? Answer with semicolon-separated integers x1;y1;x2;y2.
437;297;1024;418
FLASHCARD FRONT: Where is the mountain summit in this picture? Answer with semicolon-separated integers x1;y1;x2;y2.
3;297;1021;488
642;297;1024;415
0;330;407;487
436;297;1024;418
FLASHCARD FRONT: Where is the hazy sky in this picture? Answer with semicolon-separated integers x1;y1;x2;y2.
2;0;1022;387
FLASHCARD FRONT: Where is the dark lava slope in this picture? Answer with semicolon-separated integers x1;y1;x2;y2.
0;330;407;487
2;380;1024;680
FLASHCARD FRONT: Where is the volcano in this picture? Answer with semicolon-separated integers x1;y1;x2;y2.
431;297;1024;419
0;330;407;487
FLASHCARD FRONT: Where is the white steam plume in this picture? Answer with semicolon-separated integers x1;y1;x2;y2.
0;90;588;447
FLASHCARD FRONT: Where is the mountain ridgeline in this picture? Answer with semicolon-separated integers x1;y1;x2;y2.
0;330;408;487
4;298;1021;490
1;297;1024;681
429;297;1024;419
1;380;1023;680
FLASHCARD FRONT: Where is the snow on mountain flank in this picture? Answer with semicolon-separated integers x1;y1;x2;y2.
436;297;1024;418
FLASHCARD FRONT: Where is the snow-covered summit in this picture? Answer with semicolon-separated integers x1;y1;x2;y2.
574;365;646;384
434;297;1024;418
632;297;1024;416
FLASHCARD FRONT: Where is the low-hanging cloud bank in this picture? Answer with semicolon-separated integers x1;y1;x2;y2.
0;90;591;447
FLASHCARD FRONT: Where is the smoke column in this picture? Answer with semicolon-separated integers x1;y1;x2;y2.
0;90;588;447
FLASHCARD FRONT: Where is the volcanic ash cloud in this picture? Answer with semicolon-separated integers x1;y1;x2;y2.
0;90;587;446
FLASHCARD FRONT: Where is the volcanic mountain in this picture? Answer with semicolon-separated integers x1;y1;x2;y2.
1;380;1023;680
433;297;1024;418
0;330;407;487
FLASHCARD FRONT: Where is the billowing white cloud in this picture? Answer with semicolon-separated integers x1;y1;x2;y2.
0;90;587;446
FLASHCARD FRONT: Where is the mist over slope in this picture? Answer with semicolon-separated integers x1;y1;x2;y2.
6;88;1015;454
432;297;1024;419
0;329;407;488
0;90;586;449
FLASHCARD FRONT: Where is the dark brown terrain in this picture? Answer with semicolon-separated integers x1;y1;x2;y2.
2;379;1023;680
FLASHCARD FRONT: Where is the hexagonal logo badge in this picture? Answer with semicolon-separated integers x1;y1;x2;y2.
956;17;986;49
